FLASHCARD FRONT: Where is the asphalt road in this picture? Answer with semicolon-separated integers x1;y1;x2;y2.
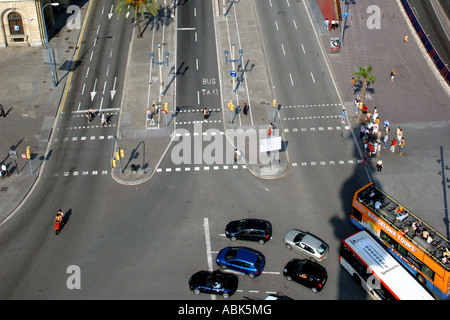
0;0;374;300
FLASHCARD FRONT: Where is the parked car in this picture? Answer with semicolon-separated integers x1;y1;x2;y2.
284;229;329;262
189;270;238;299
283;259;328;293
225;219;272;244
216;246;265;278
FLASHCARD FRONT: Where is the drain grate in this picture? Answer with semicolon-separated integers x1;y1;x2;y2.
1;187;8;192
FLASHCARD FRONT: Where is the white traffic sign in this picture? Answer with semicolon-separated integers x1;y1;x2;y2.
260;137;282;152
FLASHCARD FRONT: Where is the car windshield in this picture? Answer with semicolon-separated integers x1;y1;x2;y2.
317;243;328;254
225;248;239;260
254;256;262;269
205;274;216;287
293;232;306;243
236;220;246;231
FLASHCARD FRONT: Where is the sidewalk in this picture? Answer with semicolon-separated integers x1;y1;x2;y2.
0;3;90;224
310;0;450;234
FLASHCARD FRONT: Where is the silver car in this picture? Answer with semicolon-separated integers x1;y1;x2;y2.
284;229;329;262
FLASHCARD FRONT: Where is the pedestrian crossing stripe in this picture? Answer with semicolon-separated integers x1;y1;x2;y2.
283;115;340;120
284;126;350;132
54;135;114;142
155;159;360;173
281;103;342;108
57;170;109;177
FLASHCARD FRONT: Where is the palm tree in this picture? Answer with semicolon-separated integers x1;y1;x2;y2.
116;0;160;38
353;65;376;107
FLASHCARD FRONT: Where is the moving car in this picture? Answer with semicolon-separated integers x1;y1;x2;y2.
284;229;329;262
189;270;238;299
216;246;265;278
225;219;272;244
283;259;328;293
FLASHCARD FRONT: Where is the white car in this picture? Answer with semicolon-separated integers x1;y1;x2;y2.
284;229;329;262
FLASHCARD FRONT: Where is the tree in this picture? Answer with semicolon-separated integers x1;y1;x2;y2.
116;0;160;38
353;65;376;107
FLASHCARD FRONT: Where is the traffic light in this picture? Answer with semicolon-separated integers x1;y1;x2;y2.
164;102;168;113
119;147;125;159
228;100;234;111
273;99;277;107
111;158;117;168
115;152;120;161
26;146;31;160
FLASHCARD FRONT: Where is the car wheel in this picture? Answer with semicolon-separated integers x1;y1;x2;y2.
258;239;265;245
219;264;227;270
285;243;292;250
193;288;200;295
310;257;317;263
248;273;255;279
230;236;237;241
286;275;292;281
311;287;318;293
222;293;229;299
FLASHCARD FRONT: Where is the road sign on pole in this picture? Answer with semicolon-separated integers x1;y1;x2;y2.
260;136;282;153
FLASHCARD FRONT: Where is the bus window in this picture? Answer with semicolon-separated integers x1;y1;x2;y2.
421;264;435;281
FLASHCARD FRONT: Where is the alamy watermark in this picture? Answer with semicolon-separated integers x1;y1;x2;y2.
171;122;280;169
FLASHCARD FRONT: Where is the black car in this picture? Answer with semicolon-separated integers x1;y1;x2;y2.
189;270;238;299
225;219;272;244
283;259;328;293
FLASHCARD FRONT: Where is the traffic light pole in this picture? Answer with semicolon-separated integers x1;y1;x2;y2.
110;135;123;175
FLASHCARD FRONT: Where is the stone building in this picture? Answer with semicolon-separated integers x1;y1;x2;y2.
0;0;61;47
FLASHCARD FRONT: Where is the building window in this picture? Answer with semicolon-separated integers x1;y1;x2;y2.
8;12;24;35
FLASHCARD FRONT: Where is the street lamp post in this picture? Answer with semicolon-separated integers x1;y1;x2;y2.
224;43;243;93
41;2;59;87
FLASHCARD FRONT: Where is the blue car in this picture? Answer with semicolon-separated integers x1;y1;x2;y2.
216;247;265;278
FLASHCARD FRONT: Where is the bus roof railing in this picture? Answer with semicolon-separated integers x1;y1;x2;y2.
356;183;450;271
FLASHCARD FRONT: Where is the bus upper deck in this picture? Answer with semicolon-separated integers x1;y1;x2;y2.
354;182;450;271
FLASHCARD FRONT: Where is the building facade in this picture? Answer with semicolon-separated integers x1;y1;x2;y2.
0;0;57;47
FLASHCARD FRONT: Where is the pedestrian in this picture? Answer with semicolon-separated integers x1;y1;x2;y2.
243;103;248;116
360;125;366;140
396;127;403;142
268;123;274;137
341;109;346;123
234;148;241;163
1;164;9;178
368;142;374;157
390;138;397;153
331;19;336;30
350;77;355;92
0;104;5;117
354;98;360;114
372;107;378;123
101;112;108;126
390;69;395;82
361;155;367;166
376;159;383;171
384;134;389;149
404;34;408;44
364;138;368;152
324;18;329;30
203;107;209;122
399;137;405;156
86;111;93;123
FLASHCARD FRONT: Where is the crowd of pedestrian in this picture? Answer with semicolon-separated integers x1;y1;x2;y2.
357;99;405;172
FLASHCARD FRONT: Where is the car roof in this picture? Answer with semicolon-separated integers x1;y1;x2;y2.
301;261;327;277
234;247;261;263
302;233;326;248
242;219;270;229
